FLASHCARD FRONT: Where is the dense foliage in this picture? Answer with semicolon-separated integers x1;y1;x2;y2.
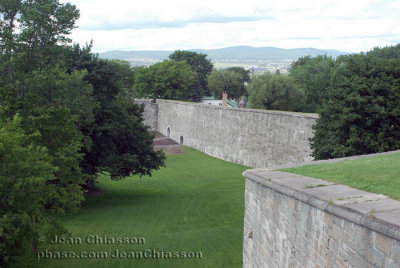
289;55;336;113
64;47;165;182
0;1;85;263
0;116;69;267
207;67;250;99
169;50;213;101
134;60;195;100
310;45;400;159
0;0;164;265
226;67;251;94
246;72;304;111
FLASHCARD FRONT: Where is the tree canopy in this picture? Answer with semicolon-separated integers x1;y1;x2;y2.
134;60;195;100
64;48;166;181
207;67;250;99
289;55;336;113
0;1;85;264
0;1;164;265
310;45;400;159
226;66;250;93
246;72;304;112
169;50;213;101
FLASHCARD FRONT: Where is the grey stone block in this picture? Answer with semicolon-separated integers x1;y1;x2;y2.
391;240;400;264
345;199;400;215
347;248;368;268
374;209;400;229
302;184;380;204
367;247;385;267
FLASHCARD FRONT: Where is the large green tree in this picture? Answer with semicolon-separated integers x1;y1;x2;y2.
247;72;304;111
208;67;249;99
134;59;194;100
289;55;336;113
0;1;165;265
226;66;250;93
0;0;94;208
169;50;213;101
0;2;91;265
0;0;79;72
311;45;400;159
63;44;165;182
0;115;69;266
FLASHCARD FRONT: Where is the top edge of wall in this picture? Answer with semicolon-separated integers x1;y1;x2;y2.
134;99;157;104
243;150;400;242
259;150;400;170
155;99;319;119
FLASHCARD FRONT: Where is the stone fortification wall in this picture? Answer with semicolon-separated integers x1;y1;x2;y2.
156;100;318;168
135;99;158;131
243;153;400;267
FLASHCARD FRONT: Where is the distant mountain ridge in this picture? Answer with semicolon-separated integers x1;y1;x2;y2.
99;46;350;67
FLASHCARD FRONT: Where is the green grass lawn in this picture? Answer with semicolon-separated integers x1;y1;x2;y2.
33;147;248;268
282;152;400;200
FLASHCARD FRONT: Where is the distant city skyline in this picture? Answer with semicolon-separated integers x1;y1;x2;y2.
61;0;400;53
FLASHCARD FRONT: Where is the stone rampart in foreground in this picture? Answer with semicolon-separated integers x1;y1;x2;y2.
243;153;400;267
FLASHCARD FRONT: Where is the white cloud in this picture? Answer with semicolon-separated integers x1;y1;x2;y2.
61;0;400;52
389;0;400;7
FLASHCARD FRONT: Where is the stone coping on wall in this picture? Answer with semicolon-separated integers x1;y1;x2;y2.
155;99;319;119
243;163;400;242
265;149;400;170
134;99;156;104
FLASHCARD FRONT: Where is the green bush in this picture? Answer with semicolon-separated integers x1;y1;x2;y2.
311;45;400;159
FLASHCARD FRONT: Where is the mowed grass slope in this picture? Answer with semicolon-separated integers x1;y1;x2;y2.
34;147;248;268
282;152;400;200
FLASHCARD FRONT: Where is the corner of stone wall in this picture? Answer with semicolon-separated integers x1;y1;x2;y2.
134;99;159;131
243;168;400;267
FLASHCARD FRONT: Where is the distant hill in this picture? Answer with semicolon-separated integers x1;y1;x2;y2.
99;46;350;68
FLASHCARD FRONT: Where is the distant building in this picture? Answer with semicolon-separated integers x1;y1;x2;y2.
239;95;247;108
200;95;239;108
222;91;228;107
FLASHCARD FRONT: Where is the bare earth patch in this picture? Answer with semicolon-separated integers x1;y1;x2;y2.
155;145;185;154
151;131;185;154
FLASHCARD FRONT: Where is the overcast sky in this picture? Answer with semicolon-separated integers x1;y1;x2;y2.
61;0;400;53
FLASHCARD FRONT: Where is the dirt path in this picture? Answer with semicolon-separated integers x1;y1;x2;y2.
151;132;185;154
